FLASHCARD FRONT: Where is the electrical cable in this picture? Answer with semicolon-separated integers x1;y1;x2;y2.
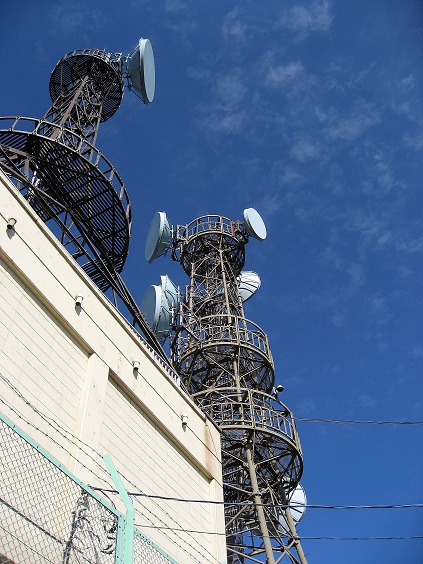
136;524;423;541
3;371;422;558
295;417;423;425
94;488;423;510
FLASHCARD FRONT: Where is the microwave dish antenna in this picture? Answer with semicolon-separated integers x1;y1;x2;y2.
145;211;172;263
243;207;267;240
141;275;178;338
238;270;261;302
126;38;156;104
288;482;307;525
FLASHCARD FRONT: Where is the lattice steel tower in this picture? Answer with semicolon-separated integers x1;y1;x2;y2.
169;211;307;563
0;40;168;360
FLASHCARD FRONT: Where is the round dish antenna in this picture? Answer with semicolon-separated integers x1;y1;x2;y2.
141;275;178;337
278;483;307;534
127;38;155;104
289;483;307;524
145;211;172;263
243;208;267;240
238;271;261;302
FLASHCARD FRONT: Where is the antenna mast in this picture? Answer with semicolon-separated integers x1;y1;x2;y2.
170;212;308;563
0;40;168;360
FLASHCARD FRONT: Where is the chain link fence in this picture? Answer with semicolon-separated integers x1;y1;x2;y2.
0;412;177;564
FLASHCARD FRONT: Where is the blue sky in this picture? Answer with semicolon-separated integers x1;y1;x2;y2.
1;1;422;562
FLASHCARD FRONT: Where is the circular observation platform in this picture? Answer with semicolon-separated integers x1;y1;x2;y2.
49;49;124;122
173;215;248;276
195;387;303;492
0;116;131;288
172;315;275;392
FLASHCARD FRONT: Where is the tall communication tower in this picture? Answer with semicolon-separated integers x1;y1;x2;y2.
0;39;167;360
144;209;308;563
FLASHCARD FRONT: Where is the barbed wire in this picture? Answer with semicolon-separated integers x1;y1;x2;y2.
0;372;219;564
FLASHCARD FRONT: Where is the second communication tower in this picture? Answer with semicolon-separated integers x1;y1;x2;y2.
144;209;308;563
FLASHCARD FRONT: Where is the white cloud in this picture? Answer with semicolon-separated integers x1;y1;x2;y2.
289;137;321;162
396;236;423;253
404;131;423;150
200;108;246;135
50;2;106;36
396;74;415;93
375;231;392;249
259;193;281;216
216;72;247;106
347;61;378;89
276;0;334;38
347;263;365;288
195;71;248;136
320;246;343;269
222;8;250;41
279;167;305;185
326;104;381;141
164;0;186;12
265;61;305;87
373;151;402;192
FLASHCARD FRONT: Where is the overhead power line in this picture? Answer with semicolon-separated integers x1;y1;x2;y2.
93;487;423;510
137;524;423;541
296;417;423;425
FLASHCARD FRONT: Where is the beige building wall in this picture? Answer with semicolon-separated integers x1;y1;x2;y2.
0;170;227;564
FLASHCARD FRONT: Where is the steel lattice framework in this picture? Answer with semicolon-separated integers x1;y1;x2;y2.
171;215;307;564
0;47;167;361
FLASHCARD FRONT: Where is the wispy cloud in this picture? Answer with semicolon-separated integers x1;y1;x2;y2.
325;100;381;141
396;236;423;253
265;61;305;88
50;2;106;36
404;131;423;150
199;109;247;135
275;0;334;39
222;8;251;41
357;394;378;409
194;70;248;135
216;72;247;106
164;0;186;13
289;136;321;162
347;263;365;288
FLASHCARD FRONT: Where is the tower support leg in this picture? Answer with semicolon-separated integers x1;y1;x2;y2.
245;444;276;564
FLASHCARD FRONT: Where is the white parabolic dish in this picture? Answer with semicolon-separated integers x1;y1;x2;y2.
145;211;172;263
243;208;267;240
278;483;307;533
140;275;178;337
140;284;162;332
127;38;155;104
238;271;261;302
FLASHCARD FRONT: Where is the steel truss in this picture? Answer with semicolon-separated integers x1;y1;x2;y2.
171;215;307;563
0;49;168;362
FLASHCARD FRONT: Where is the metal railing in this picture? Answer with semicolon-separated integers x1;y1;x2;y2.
194;388;301;447
177;315;272;357
0;411;177;564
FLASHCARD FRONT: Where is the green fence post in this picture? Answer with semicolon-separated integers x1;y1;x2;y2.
103;454;135;564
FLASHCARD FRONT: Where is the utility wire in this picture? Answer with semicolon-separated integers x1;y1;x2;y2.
137;524;423;541
295;417;423;425
94;488;423;510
